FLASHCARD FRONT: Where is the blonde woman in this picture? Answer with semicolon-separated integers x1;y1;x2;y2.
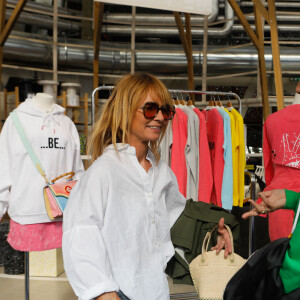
62;73;231;300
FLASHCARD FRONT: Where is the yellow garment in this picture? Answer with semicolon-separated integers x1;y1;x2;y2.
224;108;239;207
230;108;246;207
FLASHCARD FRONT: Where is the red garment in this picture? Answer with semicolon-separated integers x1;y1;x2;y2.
260;104;300;241
193;108;213;203
171;108;188;197
203;108;224;206
8;219;62;251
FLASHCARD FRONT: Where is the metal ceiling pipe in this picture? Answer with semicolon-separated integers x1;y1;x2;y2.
240;1;300;8
104;0;219;25
5;9;80;31
7;0;72;14
233;24;300;33
103;1;234;37
3;35;300;75
245;14;300;23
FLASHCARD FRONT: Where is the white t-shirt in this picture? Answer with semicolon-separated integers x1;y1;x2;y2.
62;143;186;300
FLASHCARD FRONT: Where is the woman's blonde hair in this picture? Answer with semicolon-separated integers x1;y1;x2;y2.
87;72;173;163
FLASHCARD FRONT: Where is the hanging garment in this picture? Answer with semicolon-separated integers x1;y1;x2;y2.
159;122;173;166
203;108;225;207
224;108;239;207
230;108;246;207
193;108;213;203
217;108;233;210
171;108;188;197
180;106;199;201
166;199;240;285
260;104;300;241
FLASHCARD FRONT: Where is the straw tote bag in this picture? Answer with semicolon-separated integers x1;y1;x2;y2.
189;224;246;300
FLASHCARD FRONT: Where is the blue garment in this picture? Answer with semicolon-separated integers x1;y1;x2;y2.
117;290;131;300
216;108;233;209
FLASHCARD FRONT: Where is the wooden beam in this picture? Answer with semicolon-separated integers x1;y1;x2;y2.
173;12;190;57
53;0;58;96
0;0;7;90
185;13;195;102
227;0;259;50
93;1;104;118
93;2;104;59
254;5;270;120
267;0;284;110
0;0;27;46
252;0;270;24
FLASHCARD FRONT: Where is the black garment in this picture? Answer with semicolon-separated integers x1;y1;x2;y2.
224;237;300;300
166;199;240;285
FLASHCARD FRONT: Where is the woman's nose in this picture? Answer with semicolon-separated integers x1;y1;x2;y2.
154;109;164;121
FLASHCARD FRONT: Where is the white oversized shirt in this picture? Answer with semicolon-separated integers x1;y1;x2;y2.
62;144;186;300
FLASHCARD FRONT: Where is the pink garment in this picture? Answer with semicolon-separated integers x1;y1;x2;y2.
259;104;300;241
7;219;62;251
171;108;188;197
203;109;224;207
193;108;213;203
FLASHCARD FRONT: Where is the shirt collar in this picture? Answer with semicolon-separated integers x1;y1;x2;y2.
105;143;156;166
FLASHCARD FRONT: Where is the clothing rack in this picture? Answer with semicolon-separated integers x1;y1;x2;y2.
91;86;242;128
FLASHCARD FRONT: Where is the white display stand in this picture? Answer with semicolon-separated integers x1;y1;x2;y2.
61;82;81;106
37;80;59;101
29;248;64;277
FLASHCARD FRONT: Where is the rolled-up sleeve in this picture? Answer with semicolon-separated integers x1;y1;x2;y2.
62;166;119;300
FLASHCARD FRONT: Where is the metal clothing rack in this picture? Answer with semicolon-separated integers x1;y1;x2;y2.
91;86;242;128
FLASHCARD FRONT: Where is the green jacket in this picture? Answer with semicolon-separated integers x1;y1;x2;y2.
166;199;240;285
280;190;300;294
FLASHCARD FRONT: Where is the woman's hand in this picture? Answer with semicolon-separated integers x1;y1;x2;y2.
95;292;120;300
211;217;232;258
242;189;286;219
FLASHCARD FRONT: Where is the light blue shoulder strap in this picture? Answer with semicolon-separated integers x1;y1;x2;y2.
10;111;50;183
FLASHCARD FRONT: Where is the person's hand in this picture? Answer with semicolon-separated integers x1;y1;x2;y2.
95;292;120;300
242;189;286;219
211;217;232;258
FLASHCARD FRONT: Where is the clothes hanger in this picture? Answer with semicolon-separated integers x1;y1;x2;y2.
204;99;214;111
186;93;194;107
226;97;233;111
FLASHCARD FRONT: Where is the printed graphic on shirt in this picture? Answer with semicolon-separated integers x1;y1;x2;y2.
282;133;300;168
41;138;66;149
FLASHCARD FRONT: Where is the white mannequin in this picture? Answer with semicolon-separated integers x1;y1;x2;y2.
293;93;300;105
31;92;54;113
293;81;300;105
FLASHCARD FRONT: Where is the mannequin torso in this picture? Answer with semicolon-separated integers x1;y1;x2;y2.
31;93;54;113
293;93;300;105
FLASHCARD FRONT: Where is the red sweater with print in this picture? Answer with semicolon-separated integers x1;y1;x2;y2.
261;104;300;241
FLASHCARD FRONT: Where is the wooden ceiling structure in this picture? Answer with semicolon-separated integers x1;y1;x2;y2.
0;0;284;121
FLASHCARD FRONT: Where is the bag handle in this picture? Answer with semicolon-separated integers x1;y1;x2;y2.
202;224;235;255
51;172;75;183
10;111;50;184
